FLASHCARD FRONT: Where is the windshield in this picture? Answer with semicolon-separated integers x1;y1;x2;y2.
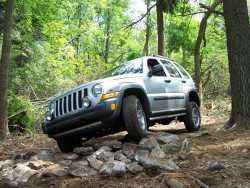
102;59;143;77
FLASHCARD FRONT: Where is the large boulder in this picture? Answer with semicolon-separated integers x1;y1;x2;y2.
139;137;161;151
122;143;138;160
0;160;14;170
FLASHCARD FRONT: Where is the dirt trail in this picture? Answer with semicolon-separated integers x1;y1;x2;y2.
1;113;250;188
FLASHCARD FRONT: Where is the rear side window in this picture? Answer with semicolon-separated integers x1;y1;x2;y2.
174;63;190;79
161;60;181;78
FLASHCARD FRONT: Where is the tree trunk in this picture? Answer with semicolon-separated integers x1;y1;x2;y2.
104;9;111;64
156;0;164;56
194;0;221;94
223;0;250;129
0;0;15;141
143;0;150;56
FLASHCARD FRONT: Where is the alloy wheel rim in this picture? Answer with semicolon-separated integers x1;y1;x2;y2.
136;101;147;130
192;105;200;128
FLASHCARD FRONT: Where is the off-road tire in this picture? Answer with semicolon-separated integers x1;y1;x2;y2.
122;95;148;141
183;101;201;132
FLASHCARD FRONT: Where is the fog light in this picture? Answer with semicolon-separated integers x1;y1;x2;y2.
82;97;91;108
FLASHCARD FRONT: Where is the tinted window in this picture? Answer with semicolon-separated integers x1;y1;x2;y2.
148;59;166;77
111;59;143;76
174;63;190;79
161;60;181;78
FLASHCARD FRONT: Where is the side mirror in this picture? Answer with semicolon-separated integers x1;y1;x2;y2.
148;70;153;77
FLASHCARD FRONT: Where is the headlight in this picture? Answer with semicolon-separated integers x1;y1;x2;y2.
92;84;103;96
46;111;53;121
82;97;91;108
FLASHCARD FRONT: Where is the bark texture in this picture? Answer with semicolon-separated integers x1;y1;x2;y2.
143;0;150;56
156;0;164;55
104;9;111;64
223;0;250;128
194;0;221;94
0;0;15;141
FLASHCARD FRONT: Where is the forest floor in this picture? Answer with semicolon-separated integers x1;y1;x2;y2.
1;101;250;188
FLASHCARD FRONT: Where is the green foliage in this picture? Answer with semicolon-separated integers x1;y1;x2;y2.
8;95;37;131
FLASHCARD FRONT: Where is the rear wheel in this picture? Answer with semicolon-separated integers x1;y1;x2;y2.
183;101;201;131
122;95;148;141
56;137;82;153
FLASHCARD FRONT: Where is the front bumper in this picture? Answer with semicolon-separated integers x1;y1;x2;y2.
42;98;121;137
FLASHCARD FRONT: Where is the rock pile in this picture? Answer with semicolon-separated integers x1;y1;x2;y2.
0;132;192;186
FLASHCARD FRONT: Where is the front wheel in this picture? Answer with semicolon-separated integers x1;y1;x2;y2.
122;95;148;141
183;101;201;132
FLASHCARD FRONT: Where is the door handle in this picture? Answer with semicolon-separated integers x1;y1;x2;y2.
164;79;171;83
181;80;186;83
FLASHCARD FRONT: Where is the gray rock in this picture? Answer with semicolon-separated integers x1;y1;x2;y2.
208;161;225;171
114;150;130;163
95;140;122;151
126;162;143;174
0;160;14;170
138;156;179;171
69;161;97;177
62;153;79;160
166;178;184;188
149;147;166;159
134;150;149;162
161;143;181;154
96;151;114;162
73;147;94;156
87;156;104;170
122;143;138;160
156;133;180;145
31;150;55;161
99;161;126;176
180;138;192;154
139;137;161;150
92;146;112;158
41;164;68;177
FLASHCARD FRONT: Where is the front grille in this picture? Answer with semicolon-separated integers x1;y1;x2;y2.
54;88;88;118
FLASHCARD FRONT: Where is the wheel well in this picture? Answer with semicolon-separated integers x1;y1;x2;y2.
189;91;200;106
123;88;150;118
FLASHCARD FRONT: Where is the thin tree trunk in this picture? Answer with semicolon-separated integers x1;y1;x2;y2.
156;0;164;56
104;9;111;64
194;0;221;94
143;0;150;56
223;0;250;129
0;0;15;141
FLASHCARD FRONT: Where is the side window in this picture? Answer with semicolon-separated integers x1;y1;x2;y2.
148;59;166;77
161;60;181;78
174;63;190;79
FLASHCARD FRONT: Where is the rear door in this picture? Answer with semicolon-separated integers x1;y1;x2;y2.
160;59;186;110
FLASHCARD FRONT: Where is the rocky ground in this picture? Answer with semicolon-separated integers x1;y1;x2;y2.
1;110;250;188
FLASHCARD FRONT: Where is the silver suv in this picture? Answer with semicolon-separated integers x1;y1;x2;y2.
43;56;201;152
